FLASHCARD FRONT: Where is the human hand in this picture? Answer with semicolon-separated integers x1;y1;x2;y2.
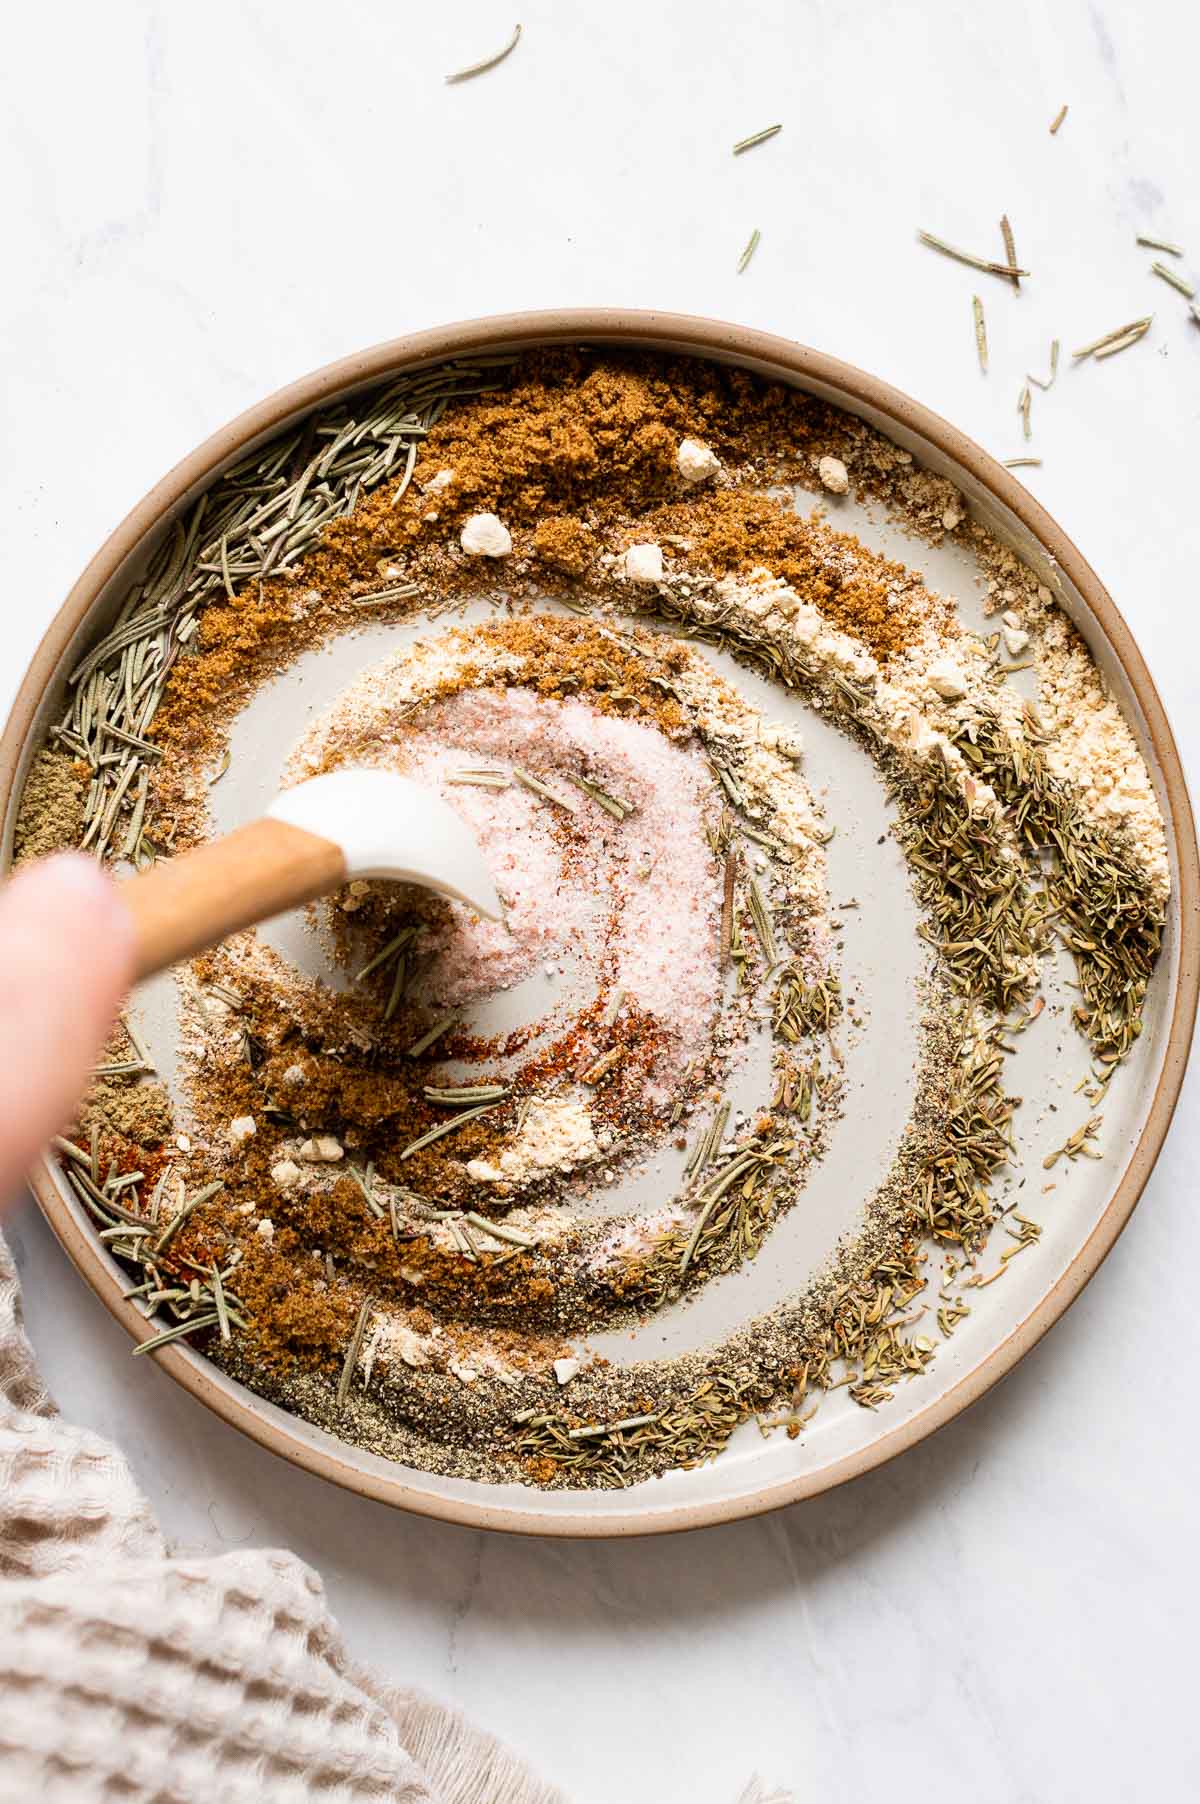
0;856;133;1198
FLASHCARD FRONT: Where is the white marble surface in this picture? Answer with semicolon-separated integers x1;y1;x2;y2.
3;3;1199;1797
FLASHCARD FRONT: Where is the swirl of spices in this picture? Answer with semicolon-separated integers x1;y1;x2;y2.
18;349;1168;1492
174;620;836;1334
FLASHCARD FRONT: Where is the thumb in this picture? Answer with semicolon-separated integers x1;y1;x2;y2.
0;854;134;1197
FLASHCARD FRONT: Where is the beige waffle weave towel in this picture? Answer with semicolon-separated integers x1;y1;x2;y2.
0;1233;573;1804
0;1235;792;1804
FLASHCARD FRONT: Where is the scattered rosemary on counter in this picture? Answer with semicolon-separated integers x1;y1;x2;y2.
999;214;1021;289
918;229;1031;280
973;295;988;372
732;123;782;155
1150;259;1195;299
444;21;522;84
1073;316;1153;360
1027;340;1060;390
737;228;761;274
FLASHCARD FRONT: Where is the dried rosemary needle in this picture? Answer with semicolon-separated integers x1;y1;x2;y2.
445;22;522;84
1073;316;1152;360
999;214;1021;290
732;123;782;155
972;295;988;372
737;228;761;274
1150;260;1195;299
918;230;1030;280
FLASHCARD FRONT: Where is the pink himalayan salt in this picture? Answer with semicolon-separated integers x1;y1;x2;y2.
384;687;723;1093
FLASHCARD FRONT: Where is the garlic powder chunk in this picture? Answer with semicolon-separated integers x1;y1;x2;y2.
460;513;513;558
927;658;968;701
818;455;849;494
623;542;664;585
299;1135;344;1163
676;438;721;485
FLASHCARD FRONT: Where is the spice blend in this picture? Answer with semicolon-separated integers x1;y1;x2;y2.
19;350;1169;1490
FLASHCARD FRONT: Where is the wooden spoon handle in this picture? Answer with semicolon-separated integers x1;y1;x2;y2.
119;817;347;982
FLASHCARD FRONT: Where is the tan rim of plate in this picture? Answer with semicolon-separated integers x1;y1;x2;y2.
3;310;1196;1537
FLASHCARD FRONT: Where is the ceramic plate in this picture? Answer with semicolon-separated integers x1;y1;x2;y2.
3;311;1195;1535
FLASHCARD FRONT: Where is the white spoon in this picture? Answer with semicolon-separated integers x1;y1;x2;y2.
119;768;503;982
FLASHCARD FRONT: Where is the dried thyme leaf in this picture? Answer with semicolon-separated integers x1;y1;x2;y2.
1042;1114;1103;1169
773;967;841;1040
445;21;522;84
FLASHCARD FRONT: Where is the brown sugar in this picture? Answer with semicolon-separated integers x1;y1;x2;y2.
532;514;596;576
146;352;944;836
641;488;938;659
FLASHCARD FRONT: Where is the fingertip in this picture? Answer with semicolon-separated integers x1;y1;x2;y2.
0;855;136;1189
20;854;136;989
